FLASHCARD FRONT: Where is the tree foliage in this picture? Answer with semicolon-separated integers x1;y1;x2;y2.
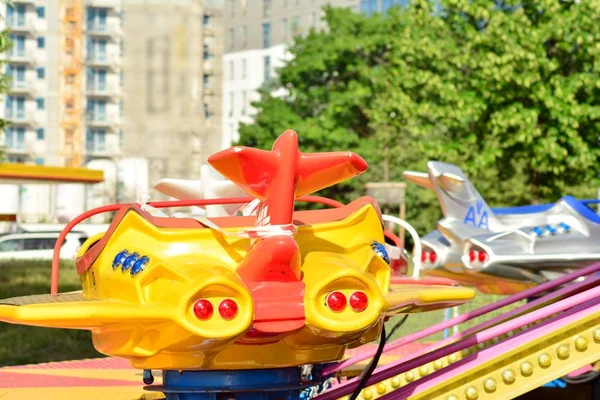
238;1;600;233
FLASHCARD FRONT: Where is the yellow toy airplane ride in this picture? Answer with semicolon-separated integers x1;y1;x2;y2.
0;130;474;371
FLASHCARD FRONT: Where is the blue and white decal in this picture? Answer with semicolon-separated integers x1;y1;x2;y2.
463;200;489;230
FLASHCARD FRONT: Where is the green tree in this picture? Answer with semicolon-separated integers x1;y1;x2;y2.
238;1;600;233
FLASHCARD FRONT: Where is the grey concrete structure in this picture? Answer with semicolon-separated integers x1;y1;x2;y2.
121;0;224;197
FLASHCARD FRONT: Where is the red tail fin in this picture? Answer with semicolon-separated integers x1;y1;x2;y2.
208;130;368;225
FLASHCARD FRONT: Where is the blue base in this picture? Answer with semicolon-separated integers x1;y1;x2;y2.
147;368;320;400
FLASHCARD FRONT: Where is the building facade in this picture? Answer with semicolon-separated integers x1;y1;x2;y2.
222;0;359;148
121;0;224;198
0;0;224;221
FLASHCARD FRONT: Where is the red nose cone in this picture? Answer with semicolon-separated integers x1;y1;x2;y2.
326;291;347;312
218;299;239;320
478;251;488;263
469;250;478;263
193;299;213;320
349;291;368;312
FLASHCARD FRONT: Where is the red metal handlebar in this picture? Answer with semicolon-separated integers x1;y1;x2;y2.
50;195;344;295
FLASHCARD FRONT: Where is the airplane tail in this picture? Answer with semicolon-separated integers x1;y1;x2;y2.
403;161;499;231
208;129;368;227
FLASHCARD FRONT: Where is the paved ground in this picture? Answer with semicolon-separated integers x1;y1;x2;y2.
0;358;164;400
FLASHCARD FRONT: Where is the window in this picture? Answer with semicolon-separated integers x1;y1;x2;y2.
229;92;234;116
204;102;212;118
87;38;107;61
263;0;272;17
6;4;26;27
9;35;26;57
242;58;247;79
242;91;247;115
87;68;107;91
283;18;289;38
86;129;106;152
360;0;378;16
203;15;211;28
311;12;317;28
203;44;210;59
263;55;271;81
36;6;45;18
7;65;26;87
242;26;248;47
203;74;210;89
291;16;300;35
37;67;45;79
229;61;234;80
35;157;44;165
37;37;45;49
5;96;25;119
5;127;25;150
36;97;45;110
0;239;22;252
36;128;44;140
87;7;107;31
87;99;107;121
263;23;271;48
229;28;235;50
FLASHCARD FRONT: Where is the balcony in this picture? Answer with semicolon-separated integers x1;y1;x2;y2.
5;109;35;126
9;79;35;95
86;82;121;98
85;53;121;70
85;112;120;131
85;0;121;9
8;49;37;65
86;21;123;38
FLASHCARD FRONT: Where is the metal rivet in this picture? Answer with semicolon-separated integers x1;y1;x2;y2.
405;371;415;382
520;361;533;377
362;389;373;400
376;383;386;394
538;353;551;368
391;377;401;388
593;328;600;343
557;344;570;359
483;377;497;393
465;386;479;400
575;336;588;352
446;396;459;400
502;369;516;384
448;353;459;363
433;360;443;370
419;365;429;377
507;330;514;337
477;342;485;349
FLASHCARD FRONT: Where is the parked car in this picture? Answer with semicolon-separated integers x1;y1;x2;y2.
0;232;88;262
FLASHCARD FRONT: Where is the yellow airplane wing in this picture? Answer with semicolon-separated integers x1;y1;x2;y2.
384;284;475;314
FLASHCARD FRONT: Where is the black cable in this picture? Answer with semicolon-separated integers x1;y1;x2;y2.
385;315;409;341
562;370;600;385
350;325;387;400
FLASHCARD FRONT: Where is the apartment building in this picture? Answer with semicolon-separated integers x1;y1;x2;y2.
0;0;123;166
121;0;224;197
359;0;407;15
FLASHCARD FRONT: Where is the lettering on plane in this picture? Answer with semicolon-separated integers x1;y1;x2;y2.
463;200;489;230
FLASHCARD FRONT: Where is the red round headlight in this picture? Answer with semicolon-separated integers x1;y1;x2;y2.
193;299;214;320
349;291;369;312
218;298;239;320
469;250;478;263
326;291;347;312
